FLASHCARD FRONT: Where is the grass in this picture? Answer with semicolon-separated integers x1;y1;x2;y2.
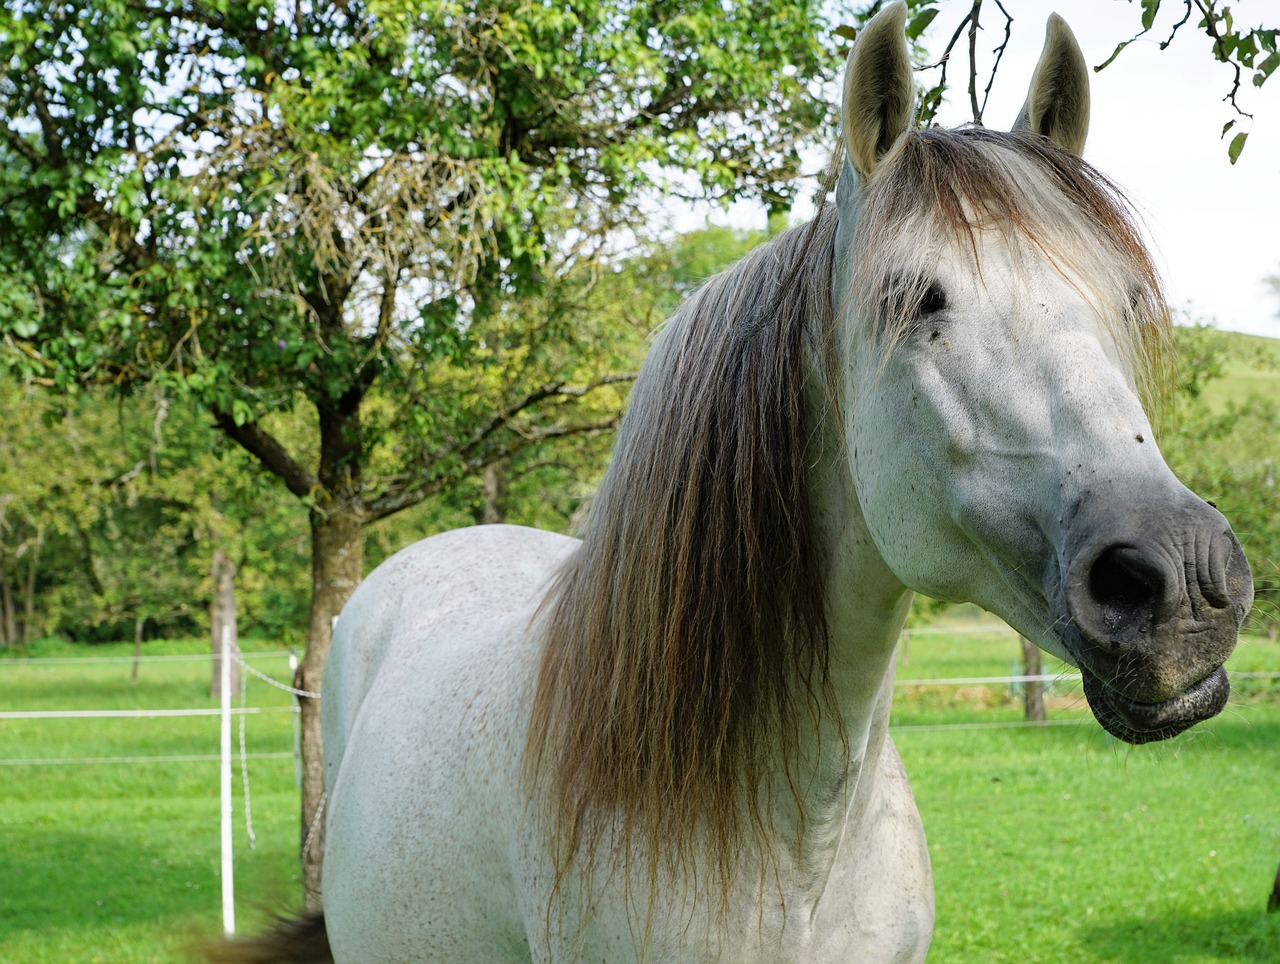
0;640;301;963
892;617;1280;961
1;630;1277;962
1202;330;1280;413
903;717;1280;962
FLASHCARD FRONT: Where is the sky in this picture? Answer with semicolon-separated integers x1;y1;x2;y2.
689;0;1280;338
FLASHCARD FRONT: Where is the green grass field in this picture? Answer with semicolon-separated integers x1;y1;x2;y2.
0;640;301;963
895;625;1280;962
2;631;1277;962
1204;330;1280;412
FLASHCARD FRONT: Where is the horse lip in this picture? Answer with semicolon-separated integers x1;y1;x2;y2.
1079;666;1230;745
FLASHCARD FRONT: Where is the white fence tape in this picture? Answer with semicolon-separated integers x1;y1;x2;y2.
0;706;294;719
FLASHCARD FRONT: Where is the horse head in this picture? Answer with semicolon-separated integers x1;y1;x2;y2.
836;3;1253;744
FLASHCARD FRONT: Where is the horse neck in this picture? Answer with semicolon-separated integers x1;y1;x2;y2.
770;371;913;869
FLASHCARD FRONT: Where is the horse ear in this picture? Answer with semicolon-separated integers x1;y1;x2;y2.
841;2;914;180
1012;13;1091;155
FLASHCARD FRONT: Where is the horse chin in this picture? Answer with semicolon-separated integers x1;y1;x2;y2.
1079;666;1230;745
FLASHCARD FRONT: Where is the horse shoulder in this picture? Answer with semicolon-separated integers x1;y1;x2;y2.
321;525;578;962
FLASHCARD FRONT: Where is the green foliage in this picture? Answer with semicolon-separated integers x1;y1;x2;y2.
0;0;837;402
1096;0;1277;163
0;217;783;647
0;382;309;645
1161;324;1280;636
0;0;845;679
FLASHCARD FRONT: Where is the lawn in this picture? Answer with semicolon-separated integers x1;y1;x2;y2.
1204;330;1280;413
0;640;301;963
1;630;1277;962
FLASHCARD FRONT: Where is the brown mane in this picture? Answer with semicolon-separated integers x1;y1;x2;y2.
523;210;841;904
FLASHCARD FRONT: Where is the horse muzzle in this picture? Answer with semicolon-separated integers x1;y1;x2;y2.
1056;492;1253;744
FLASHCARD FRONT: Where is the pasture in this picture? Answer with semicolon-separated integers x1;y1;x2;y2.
1;629;1276;962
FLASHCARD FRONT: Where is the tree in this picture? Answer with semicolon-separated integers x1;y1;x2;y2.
0;378;311;646
0;0;843;903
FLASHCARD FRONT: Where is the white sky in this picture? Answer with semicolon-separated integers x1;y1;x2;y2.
690;0;1280;338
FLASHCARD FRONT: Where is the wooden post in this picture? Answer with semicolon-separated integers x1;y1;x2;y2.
1020;635;1045;722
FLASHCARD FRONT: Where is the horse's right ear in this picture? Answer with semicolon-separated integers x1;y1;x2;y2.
1012;13;1091;155
841;2;913;180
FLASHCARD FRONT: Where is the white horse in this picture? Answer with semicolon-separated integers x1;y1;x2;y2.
216;5;1253;962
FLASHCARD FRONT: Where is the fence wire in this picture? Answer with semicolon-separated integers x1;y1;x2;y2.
1;650;1275;766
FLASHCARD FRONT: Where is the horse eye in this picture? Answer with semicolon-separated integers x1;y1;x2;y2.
918;281;947;317
1126;285;1144;316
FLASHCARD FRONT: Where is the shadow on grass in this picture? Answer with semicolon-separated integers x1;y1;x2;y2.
1081;908;1280;962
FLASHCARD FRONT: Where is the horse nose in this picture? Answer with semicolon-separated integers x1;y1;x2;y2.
1068;541;1179;651
1061;495;1252;700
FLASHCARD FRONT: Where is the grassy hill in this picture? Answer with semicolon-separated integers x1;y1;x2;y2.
1198;327;1280;411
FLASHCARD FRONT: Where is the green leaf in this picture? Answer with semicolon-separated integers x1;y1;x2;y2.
1228;130;1248;164
1256;50;1280;81
906;9;939;41
1141;0;1160;32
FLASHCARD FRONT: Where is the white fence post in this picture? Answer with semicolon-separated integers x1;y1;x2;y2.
289;646;301;788
220;624;235;936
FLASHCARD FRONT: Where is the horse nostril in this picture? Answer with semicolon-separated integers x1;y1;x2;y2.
1087;545;1170;632
1202;528;1234;609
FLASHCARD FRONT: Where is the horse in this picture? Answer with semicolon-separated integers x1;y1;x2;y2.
214;5;1253;962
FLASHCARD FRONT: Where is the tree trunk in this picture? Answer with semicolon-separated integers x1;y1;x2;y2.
0;555;8;647
21;525;43;644
1020;635;1045;722
131;613;145;685
298;505;365;910
481;457;509;524
0;569;17;648
210;547;240;700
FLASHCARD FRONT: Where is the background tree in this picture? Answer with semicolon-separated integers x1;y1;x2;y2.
0;380;311;645
0;0;843;902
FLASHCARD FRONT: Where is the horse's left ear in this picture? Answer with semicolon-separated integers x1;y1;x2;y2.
841;2;914;180
1013;13;1091;155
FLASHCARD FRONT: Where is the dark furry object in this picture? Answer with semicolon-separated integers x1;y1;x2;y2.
204;910;332;963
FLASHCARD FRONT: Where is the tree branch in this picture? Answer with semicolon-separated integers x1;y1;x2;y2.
967;0;984;124
362;373;635;523
2;127;43;166
210;408;318;499
27;71;65;167
448;372;636;463
363;411;624;525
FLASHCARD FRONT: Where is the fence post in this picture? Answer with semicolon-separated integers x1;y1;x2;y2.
1020;635;1046;722
220;624;235;936
290;646;301;788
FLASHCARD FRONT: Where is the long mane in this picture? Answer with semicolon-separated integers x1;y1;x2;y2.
524;211;841;897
